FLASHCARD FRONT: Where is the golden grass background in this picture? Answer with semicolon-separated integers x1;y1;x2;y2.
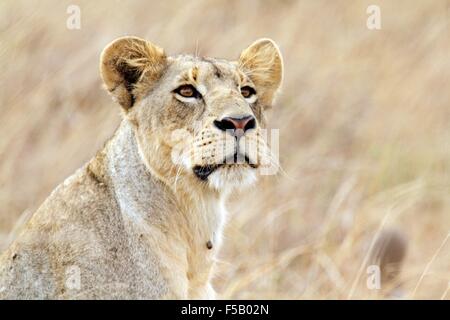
0;0;449;299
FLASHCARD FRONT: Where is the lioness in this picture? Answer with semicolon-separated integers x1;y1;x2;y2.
0;36;283;299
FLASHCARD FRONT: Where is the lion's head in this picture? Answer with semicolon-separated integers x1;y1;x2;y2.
100;36;283;192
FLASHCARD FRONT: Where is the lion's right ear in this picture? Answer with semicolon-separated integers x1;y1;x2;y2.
100;36;166;110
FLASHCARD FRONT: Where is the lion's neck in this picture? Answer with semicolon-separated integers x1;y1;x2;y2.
104;120;227;253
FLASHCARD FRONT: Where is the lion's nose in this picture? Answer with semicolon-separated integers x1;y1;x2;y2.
213;115;256;136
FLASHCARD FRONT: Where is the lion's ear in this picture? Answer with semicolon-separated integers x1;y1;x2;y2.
238;38;283;104
100;36;166;110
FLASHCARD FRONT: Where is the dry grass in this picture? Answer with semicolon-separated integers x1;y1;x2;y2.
0;0;449;299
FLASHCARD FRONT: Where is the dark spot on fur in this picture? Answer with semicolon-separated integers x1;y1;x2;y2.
192;67;198;82
12;253;18;260
206;240;213;250
129;118;139;129
129;94;135;108
86;164;104;186
202;58;223;79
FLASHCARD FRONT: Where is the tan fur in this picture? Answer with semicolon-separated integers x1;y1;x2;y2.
0;37;283;299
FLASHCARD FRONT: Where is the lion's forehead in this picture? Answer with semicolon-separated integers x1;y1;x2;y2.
169;55;242;86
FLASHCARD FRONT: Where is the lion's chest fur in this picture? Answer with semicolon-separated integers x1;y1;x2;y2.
107;123;226;298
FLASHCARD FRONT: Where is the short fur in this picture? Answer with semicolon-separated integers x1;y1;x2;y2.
0;37;283;299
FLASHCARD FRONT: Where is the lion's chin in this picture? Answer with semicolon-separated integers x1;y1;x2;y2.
206;165;258;192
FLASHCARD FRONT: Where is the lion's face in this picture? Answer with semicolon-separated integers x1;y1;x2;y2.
100;37;283;192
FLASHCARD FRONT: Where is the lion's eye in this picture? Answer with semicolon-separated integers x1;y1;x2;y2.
174;85;201;99
240;86;256;99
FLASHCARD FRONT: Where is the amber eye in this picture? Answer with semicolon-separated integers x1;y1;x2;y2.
174;84;201;99
240;86;256;99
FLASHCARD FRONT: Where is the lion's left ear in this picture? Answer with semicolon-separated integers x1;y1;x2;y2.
100;36;167;111
238;38;283;104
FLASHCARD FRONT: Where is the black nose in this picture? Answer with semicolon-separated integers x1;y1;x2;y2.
214;115;256;135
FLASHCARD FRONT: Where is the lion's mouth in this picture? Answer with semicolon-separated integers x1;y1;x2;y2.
193;153;257;181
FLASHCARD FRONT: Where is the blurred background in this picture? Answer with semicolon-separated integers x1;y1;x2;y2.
0;0;449;299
